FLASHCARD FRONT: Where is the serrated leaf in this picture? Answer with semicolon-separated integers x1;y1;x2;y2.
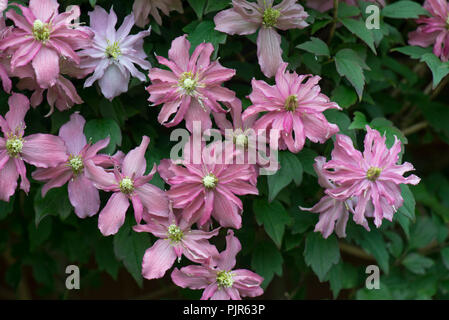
402;253;434;274
297;37;330;57
349;111;368;130
335;49;369;99
332;85;357;109
84;118;121;155
398;184;416;221
382;1;429;19
267;151;303;202
187;20;227;59
254;199;291;248
304;233;340;281
340;18;376;54
392;46;433;59
187;0;207;19
420;53;449;89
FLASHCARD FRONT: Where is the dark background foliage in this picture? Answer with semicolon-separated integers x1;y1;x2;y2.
1;0;449;300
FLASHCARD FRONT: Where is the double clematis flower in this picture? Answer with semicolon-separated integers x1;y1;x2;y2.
79;6;152;101
171;230;264;300
146;35;236;132
0;0;92;88
85;136;169;236
243;63;340;153
323;126;420;228
0;17;11;93
408;0;449;62
214;0;309;78
158;141;259;229
0;93;67;201
32;113;118;218
133;206;220;280
132;0;183;27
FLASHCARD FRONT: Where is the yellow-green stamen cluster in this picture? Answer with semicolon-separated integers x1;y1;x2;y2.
262;8;280;28
366;167;382;181
179;72;198;95
68;155;84;175
284;94;298;112
6;135;24;158
216;270;234;288
202;173;218;189
33;20;51;42
105;41;122;60
167;224;183;243
119;177;134;194
234;133;249;148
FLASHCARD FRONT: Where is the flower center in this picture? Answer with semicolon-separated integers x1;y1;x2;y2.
284;94;298;112
167;224;183;243
234;133;248;148
366;167;382;181
105;41;121;60
216;270;234;288
179;72;198;95
6;135;23;157
32;20;51;42
262;8;280;28
68;155;84;175
119;177;134;194
202;173;218;189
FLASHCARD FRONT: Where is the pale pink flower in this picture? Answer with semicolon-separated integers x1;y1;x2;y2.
0;0;92;88
0;0;7;13
214;0;308;78
0;17;12;93
133;207;219;280
300;156;370;239
323;126;421;228
305;0;385;12
158;141;258;229
85;136;169;236
14;59;91;115
243;63;341;153
0;93;67;201
132;0;183;27
146;34;236;132
171;230;264;300
408;0;449;61
79;6;151;101
32;113;119;218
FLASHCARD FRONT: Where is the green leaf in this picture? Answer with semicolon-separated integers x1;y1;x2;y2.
254;199;291;248
352;228;390;273
251;241;283;289
382;1;429;19
402;253;434;274
420;53;449;89
349;111;368;130
335;48;369;99
412;183;449;222
296;148;318;177
96;238;120;280
392;46;433;59
187;0;207;19
337;2;360;18
267;151;303;202
385;231;404;258
113;217;150;287
398;184;416;221
339;18;376;54
296;37;330;57
204;0;229;14
34;186;72;226
356;282;392;299
369;117;407;149
186;20;227;59
89;0;96;8
326;262;359;299
408;216;437;250
84;118;121;155
304;233;340;281
442;248;449;270
331;85;357;109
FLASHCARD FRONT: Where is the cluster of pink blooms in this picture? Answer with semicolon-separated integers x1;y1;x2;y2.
0;0;425;299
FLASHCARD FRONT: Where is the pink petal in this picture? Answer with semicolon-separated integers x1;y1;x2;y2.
29;0;59;22
142;239;177;280
22;134;67;168
135;183;169;217
122;136;149;178
171;266;213;289
98;192;129;236
168;35;190;72
216;230;241;271
257;27;283;78
214;8;260;35
32;46;60;88
68;175;100;218
5;93;30;133
59;113;87;155
0;158;18;202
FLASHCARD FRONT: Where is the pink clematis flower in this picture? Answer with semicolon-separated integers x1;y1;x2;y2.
32;113;118;218
323;126;421;228
0;0;7;13
158;141;258;229
146;35;236;132
0;93;67;201
214;0;309;78
14;59;92;115
300;156;370;239
132;0;183;27
0;17;12;93
171;230;264;300
79;6;151;101
306;0;385;13
408;0;449;62
0;0;92;88
243;63;341;154
85;136;169;236
133;206;220;280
